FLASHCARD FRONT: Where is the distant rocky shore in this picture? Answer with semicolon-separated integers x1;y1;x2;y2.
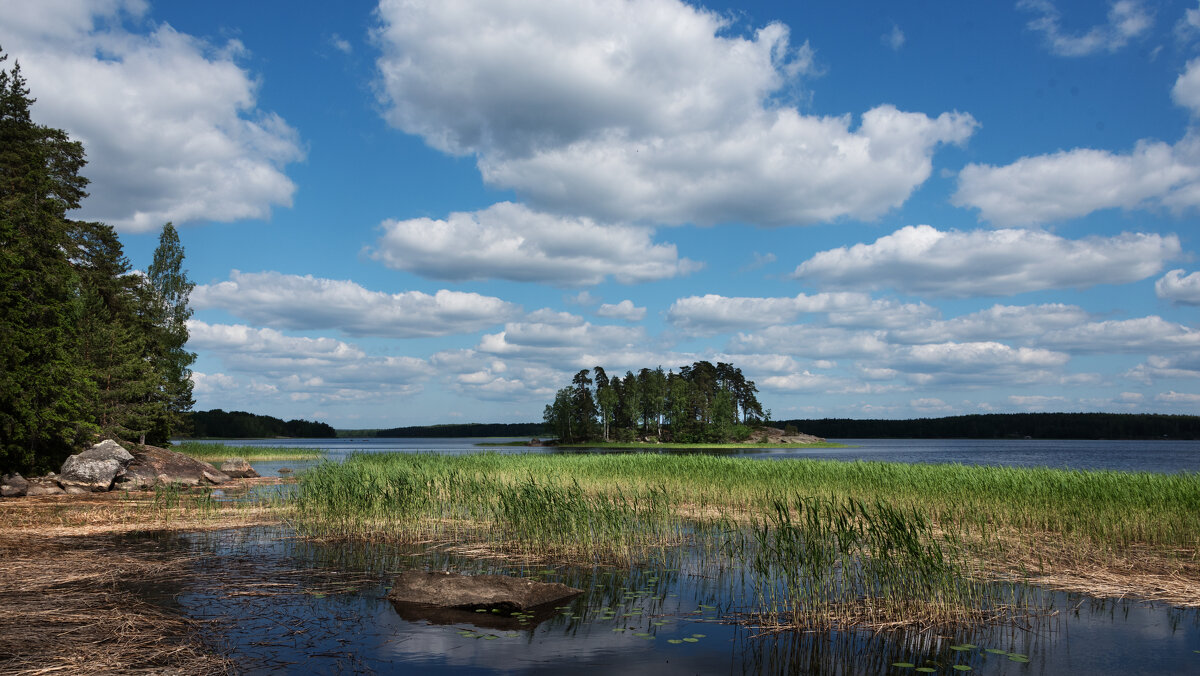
1;439;258;498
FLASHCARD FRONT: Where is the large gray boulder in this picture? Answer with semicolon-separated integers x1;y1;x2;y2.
59;439;134;492
113;445;230;490
1;473;28;498
219;458;258;479
387;571;581;613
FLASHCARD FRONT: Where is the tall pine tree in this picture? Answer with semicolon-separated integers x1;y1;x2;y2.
143;222;196;443
0;51;92;472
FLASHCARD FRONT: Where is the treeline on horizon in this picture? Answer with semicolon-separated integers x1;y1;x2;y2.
183;410;336;439
778;413;1200;440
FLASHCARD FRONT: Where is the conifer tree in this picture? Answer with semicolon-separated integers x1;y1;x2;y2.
143;222;196;443
0;50;91;472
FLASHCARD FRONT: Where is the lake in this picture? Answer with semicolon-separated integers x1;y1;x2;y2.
186;436;1200;474
171;437;1200;674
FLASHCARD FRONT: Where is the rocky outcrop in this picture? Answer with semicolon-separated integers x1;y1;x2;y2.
219;458;258;479
114;445;230;490
59;440;134;492
387;571;582;614
1;473;28;498
24;476;65;496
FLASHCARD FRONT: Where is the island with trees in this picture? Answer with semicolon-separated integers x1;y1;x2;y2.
539;360;829;447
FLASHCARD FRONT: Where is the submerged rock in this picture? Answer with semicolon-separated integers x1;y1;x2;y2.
219;458;258;479
387;571;582;617
59;439;135;492
114;445;230;490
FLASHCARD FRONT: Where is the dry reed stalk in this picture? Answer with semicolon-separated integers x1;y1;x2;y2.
0;536;234;675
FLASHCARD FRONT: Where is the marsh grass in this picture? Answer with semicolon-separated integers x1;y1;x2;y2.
291;451;1200;624
173;441;324;462
731;495;1037;631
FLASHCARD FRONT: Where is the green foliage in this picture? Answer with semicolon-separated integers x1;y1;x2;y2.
544;361;766;444
0;52;92;472
185;409;336;439
0;51;198;471
141;222;196;443
778;413;1200;440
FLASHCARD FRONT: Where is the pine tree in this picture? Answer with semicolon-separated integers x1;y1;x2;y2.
0;50;92;472
143;222;196;443
72;220;158;443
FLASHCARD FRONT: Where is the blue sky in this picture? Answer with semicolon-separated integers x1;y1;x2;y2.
4;0;1200;427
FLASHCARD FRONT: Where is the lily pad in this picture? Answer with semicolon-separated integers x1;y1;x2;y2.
891;662;916;668
915;669;936;673
952;666;972;672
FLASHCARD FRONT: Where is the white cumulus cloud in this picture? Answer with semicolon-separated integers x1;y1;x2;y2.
1019;0;1152;57
192;271;519;338
792;225;1178;297
1156;269;1200;305
370;202;699;286
0;0;303;231
954;57;1200;227
595;300;647;322
668;292;934;334
888;303;1091;344
1041;316;1200;353
372;0;976;226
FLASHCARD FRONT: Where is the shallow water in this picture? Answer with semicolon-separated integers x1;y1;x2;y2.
184;437;1200;474
148;528;1200;675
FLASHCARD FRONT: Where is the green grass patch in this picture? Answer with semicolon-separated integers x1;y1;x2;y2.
172;441;324;462
553;441;848;449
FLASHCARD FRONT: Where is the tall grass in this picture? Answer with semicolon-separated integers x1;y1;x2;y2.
293;452;1200;553
731;495;1029;630
290;451;1199;628
173;442;324;462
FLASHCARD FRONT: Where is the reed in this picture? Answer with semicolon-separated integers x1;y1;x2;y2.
292;452;1200;555
173;442;324;462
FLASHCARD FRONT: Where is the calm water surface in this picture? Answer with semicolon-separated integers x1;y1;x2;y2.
175;437;1200;673
186;436;1200;474
151;528;1199;675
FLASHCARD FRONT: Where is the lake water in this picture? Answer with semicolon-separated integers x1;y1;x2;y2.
149;527;1200;675
186;436;1200;474
172;437;1200;673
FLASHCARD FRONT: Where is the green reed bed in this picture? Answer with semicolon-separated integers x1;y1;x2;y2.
293;452;1200;556
731;495;1034;631
290;452;1199;628
173;441;325;462
294;453;685;563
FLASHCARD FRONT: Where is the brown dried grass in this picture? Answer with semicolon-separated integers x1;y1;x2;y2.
0;479;296;674
0;535;234;675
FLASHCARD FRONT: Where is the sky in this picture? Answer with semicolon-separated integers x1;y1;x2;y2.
2;0;1200;428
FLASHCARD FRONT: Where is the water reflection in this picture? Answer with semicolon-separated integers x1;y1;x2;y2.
141;528;1200;674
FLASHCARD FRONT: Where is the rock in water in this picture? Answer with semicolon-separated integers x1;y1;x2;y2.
1;473;29;498
59;439;135;492
387;571;582;613
114;445;231;490
219;458;258;478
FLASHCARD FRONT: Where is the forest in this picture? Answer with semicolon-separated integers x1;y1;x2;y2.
0;52;196;473
777;413;1200;440
185;410;336;439
542;361;765;443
